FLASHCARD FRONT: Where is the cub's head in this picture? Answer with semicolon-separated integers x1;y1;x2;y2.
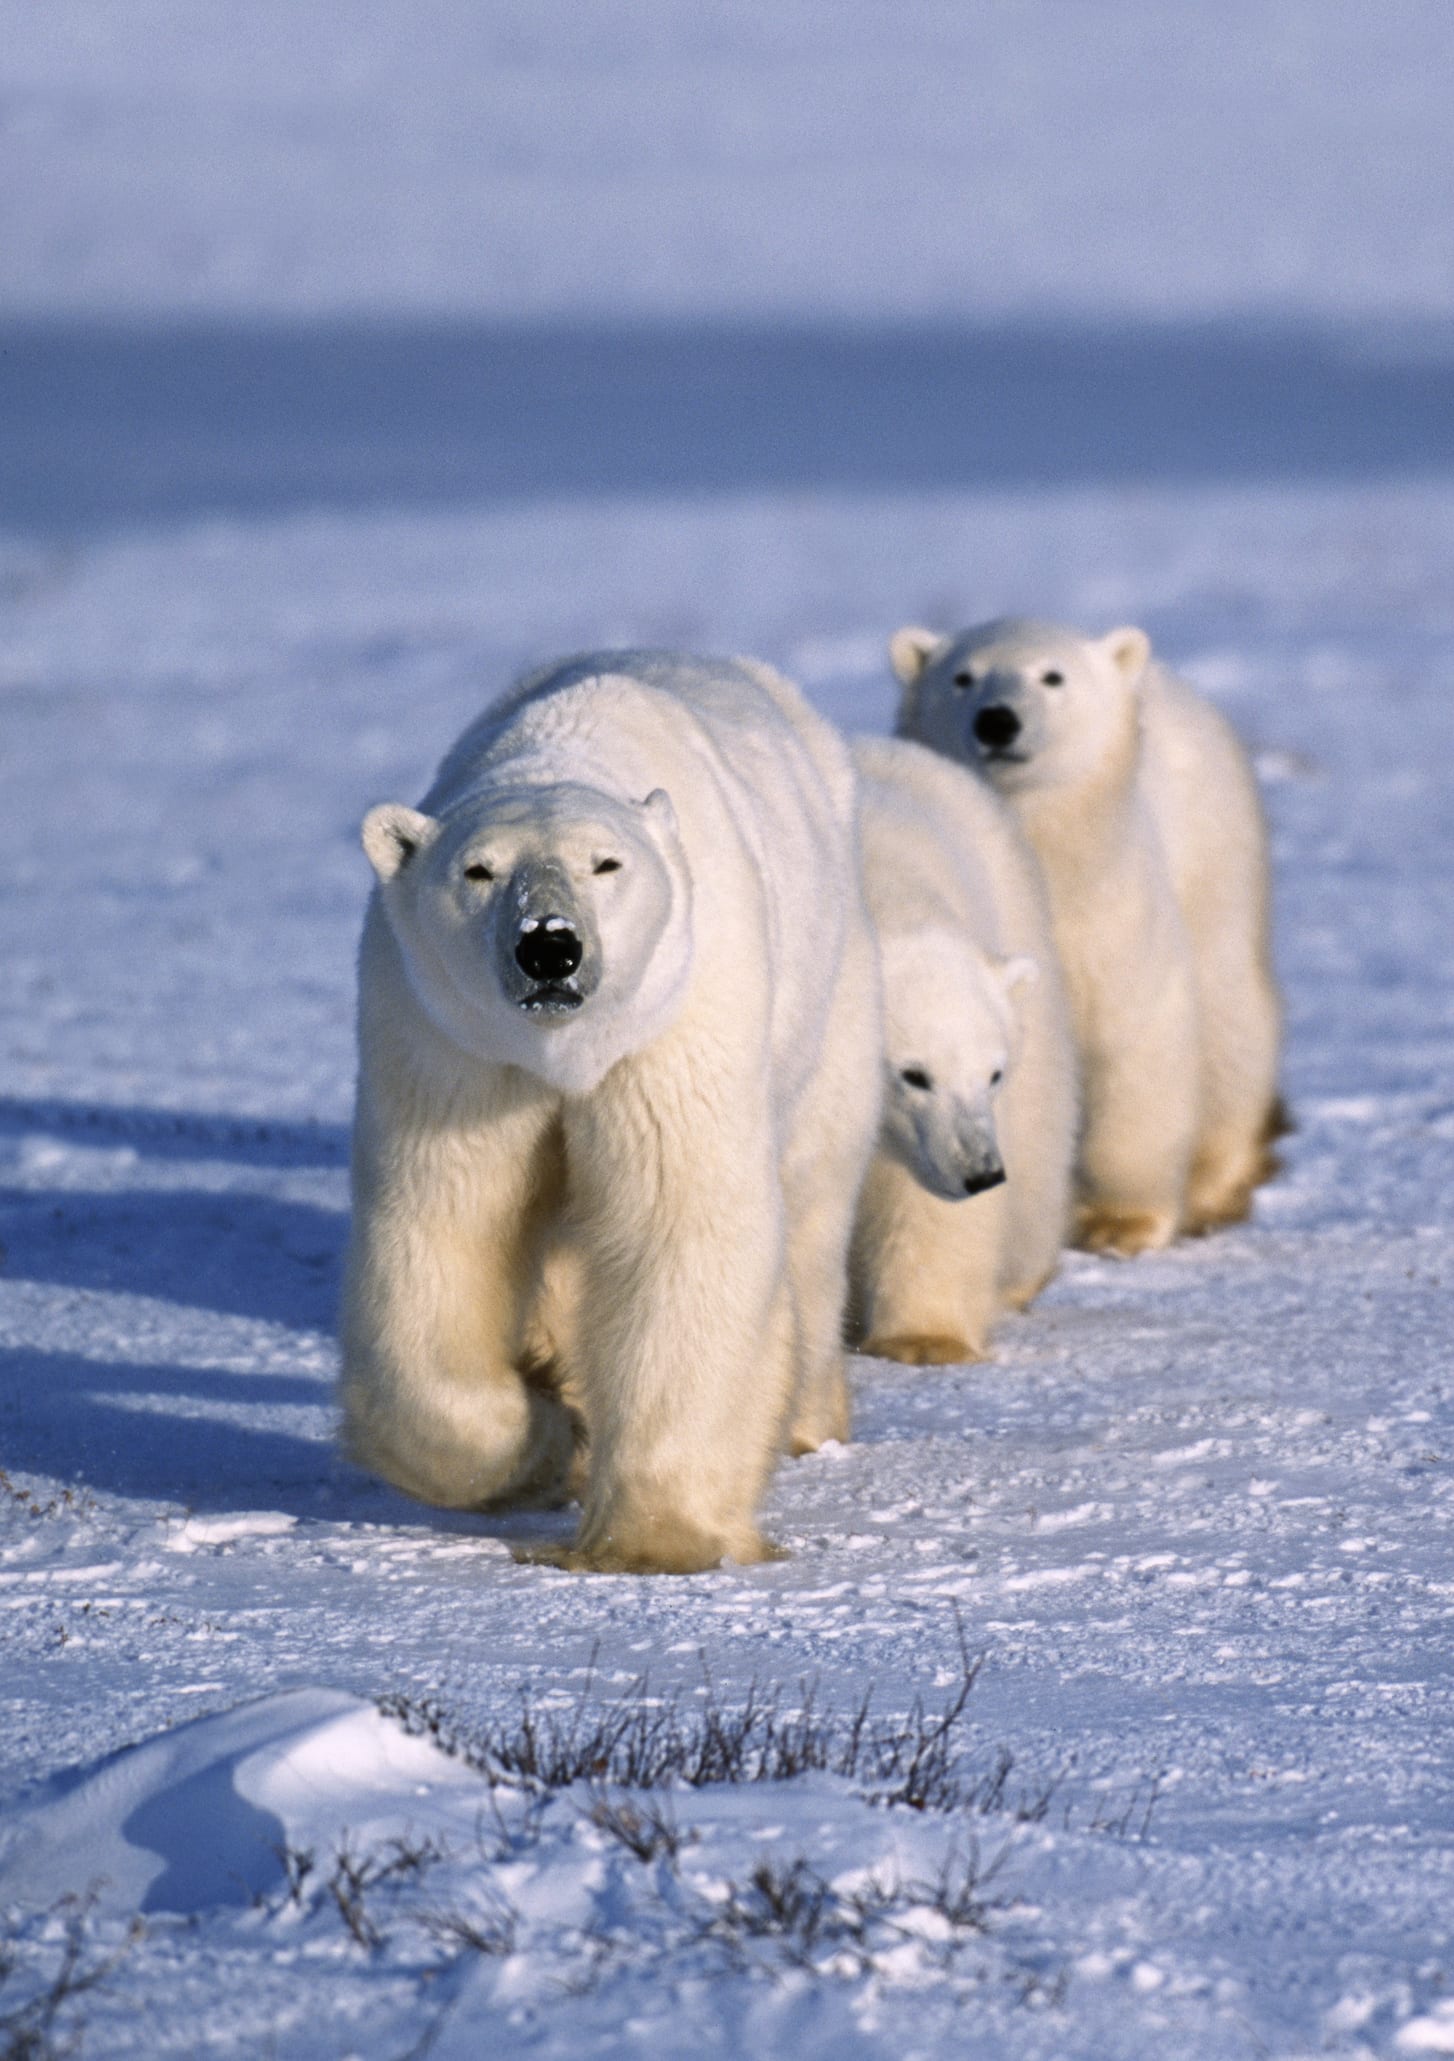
878;928;1037;1202
890;617;1151;795
362;781;692;1093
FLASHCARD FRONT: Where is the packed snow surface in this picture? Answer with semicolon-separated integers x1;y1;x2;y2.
2;478;1451;2059
3;3;1454;2056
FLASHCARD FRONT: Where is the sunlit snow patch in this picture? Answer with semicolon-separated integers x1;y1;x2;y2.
164;1511;298;1553
0;1688;479;1914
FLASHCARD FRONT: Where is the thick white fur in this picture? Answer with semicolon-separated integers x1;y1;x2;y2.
851;737;1078;1362
342;650;881;1573
893;617;1281;1255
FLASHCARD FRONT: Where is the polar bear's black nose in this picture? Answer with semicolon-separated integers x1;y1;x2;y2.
973;705;1021;751
515;920;583;983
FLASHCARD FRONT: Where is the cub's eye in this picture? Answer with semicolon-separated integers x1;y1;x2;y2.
990;1068;1004;1086
900;1067;933;1091
1041;669;1064;686
953;670;976;689
593;858;622;875
463;862;494;882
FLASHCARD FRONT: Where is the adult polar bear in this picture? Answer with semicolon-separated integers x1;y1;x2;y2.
893;618;1282;1257
852;737;1078;1363
342;650;882;1574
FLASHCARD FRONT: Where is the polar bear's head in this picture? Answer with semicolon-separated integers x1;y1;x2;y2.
890;617;1151;796
877;928;1037;1201
362;780;693;1093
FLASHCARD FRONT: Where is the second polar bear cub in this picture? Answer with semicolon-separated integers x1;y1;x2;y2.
893;617;1282;1256
852;736;1078;1365
341;650;882;1574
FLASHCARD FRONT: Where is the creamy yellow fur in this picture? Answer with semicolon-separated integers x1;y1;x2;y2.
341;650;881;1572
851;737;1078;1361
894;618;1281;1256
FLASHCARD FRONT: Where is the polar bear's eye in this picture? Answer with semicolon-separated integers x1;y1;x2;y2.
593;858;622;875
900;1067;933;1091
990;1068;1004;1086
1041;670;1064;686
953;670;975;689
463;862;494;882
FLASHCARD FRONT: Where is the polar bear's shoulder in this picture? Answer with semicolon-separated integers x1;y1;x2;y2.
1141;659;1255;796
423;655;674;812
429;648;845;808
854;734;1047;943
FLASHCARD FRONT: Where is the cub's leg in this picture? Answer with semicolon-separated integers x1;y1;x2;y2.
998;1057;1076;1312
854;1156;1004;1366
341;1070;577;1509
539;1044;796;1574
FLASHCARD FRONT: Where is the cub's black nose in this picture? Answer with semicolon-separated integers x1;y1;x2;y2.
963;1164;1007;1196
515;920;582;983
973;704;1021;751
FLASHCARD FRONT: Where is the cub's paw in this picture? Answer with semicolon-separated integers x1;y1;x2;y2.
1075;1205;1175;1258
787;1381;852;1456
861;1332;986;1367
1003;1270;1056;1313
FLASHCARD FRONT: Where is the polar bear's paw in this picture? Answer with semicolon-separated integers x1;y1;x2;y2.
787;1366;852;1455
861;1331;986;1367
1075;1204;1176;1258
514;1513;782;1576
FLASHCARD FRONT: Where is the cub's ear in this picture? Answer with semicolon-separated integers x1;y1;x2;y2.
1100;625;1152;686
888;625;946;689
996;953;1040;997
640;786;680;838
361;803;438;883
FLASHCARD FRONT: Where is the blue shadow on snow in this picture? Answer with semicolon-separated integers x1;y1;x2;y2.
0;1184;345;1331
0;1347;333;1511
0;1096;348;1171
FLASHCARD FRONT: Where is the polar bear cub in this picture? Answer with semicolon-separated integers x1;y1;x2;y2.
342;649;882;1573
851;737;1078;1364
892;617;1282;1255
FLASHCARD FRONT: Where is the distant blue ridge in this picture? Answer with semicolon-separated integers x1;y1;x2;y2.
2;316;1452;531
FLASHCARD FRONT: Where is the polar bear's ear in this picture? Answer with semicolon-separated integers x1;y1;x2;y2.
361;803;438;883
1100;626;1152;686
996;954;1040;998
888;625;946;688
640;787;680;838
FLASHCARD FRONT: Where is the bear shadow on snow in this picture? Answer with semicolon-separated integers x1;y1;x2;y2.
0;1344;554;1533
0;1096;349;1172
0;1185;346;1332
0;1347;338;1515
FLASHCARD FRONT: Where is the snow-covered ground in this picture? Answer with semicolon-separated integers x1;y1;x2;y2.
3;6;1453;2057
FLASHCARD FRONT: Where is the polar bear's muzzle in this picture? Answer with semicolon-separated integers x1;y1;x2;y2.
496;859;602;1019
515;918;583;985
970;702;1027;763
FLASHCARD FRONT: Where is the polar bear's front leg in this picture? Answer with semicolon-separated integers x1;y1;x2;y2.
1074;965;1199;1257
341;1085;578;1510
543;1055;796;1574
853;1157;1001;1366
